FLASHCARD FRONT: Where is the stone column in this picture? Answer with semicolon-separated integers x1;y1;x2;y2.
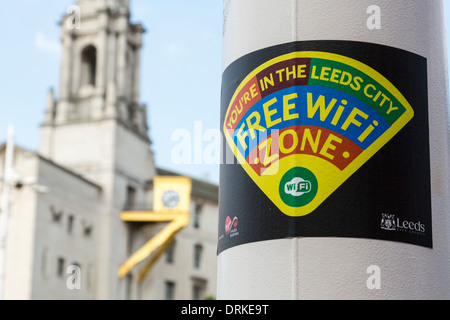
218;0;450;299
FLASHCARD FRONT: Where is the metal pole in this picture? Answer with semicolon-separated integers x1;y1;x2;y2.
218;0;450;299
0;126;14;300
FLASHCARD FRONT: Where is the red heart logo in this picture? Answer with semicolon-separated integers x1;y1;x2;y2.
225;216;232;235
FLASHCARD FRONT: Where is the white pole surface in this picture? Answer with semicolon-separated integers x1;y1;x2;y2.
0;126;15;300
218;0;450;299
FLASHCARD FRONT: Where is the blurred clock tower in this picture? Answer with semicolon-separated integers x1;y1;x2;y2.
40;0;156;299
1;0;218;300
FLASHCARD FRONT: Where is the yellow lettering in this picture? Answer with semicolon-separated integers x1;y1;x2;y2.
319;134;342;160
387;101;399;115
276;69;285;82
358;120;378;142
283;93;299;121
340;71;352;85
236;123;248;150
350;76;363;91
379;93;390;107
373;91;382;102
341;108;369;131
243;92;251;104
286;66;296;81
364;84;376;98
307;93;337;121
263;97;281;129
301;129;321;154
246;111;265;139
235;100;243;113
279;129;299;154
263;74;274;91
297;64;307;78
331;105;346;126
320;67;331;81
258;137;279;166
311;66;320;79
250;83;259;99
330;69;341;83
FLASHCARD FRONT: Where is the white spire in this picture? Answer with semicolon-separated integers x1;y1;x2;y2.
43;87;55;124
74;0;130;13
47;0;147;137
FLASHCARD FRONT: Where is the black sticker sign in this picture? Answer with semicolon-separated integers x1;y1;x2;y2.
218;41;432;254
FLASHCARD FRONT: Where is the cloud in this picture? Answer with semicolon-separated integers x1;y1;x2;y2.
34;32;61;55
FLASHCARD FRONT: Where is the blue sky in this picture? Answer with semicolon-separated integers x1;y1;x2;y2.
0;0;223;183
0;1;449;185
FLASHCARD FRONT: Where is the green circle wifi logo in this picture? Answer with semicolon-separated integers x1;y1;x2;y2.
279;167;318;207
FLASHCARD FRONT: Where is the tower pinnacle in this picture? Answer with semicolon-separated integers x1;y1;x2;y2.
43;0;147;139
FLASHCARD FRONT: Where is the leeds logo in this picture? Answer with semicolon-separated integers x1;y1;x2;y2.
381;213;425;234
380;213;396;230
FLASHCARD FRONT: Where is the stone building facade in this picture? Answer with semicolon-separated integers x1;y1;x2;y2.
0;0;218;300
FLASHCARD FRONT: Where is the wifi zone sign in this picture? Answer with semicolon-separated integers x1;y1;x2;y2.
218;40;432;253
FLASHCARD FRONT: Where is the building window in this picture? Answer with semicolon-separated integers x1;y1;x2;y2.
125;186;136;210
50;206;63;222
166;241;176;264
193;284;202;300
193;204;202;229
57;257;65;277
127;104;136;124
82;220;93;237
81;45;97;87
165;281;175;300
194;244;203;269
67;214;74;234
192;278;207;300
